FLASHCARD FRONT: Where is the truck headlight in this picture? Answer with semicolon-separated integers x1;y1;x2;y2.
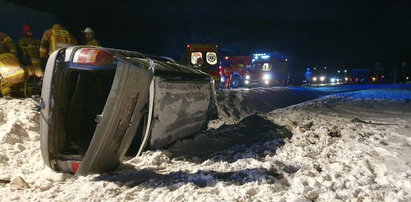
320;76;325;81
312;77;317;81
263;74;270;80
245;75;250;80
330;78;336;83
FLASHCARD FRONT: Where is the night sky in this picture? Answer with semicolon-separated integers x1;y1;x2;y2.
7;0;411;71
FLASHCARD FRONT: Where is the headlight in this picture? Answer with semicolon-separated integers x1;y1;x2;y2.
345;77;348;81
330;78;336;83
221;76;225;82
264;80;269;85
245;75;250;79
320;76;325;81
263;74;270;80
312;77;317;81
245;80;249;84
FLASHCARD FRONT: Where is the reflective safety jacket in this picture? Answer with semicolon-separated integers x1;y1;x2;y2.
83;38;101;47
0;32;17;56
18;36;40;66
39;24;77;58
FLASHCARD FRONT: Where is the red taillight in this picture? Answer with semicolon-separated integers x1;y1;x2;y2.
73;48;115;66
187;44;190;48
219;65;223;75
71;161;80;173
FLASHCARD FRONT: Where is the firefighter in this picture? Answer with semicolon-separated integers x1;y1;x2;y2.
0;32;22;96
0;32;17;56
81;27;101;46
39;24;77;68
18;25;44;95
18;25;43;77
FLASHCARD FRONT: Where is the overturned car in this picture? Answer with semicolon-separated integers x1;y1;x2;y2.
40;46;218;176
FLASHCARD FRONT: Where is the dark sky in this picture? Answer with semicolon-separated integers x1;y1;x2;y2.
8;0;411;70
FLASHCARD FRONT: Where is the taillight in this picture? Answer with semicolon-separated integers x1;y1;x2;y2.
73;48;115;66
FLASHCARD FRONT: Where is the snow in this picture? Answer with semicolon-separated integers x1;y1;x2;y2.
0;85;410;201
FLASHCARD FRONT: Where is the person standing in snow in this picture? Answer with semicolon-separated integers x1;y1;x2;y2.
39;24;77;69
0;32;17;56
18;25;40;66
81;27;101;47
304;68;312;84
18;25;44;95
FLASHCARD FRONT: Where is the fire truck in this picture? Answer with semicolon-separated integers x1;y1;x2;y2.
181;44;221;85
244;53;289;87
220;56;252;88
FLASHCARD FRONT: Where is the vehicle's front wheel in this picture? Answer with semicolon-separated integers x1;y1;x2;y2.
230;77;242;88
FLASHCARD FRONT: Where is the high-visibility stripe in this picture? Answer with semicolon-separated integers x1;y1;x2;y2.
0;53;14;59
50;36;57;54
0;69;25;79
51;30;69;37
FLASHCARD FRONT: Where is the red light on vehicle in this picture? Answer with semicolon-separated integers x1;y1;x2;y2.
73;48;115;66
219;65;223;75
71;161;80;173
187;44;190;48
215;45;218;48
224;56;229;60
381;75;385;79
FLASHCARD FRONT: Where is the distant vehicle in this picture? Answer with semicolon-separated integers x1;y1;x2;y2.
345;68;382;84
181;44;221;85
309;67;344;85
220;56;251;88
244;53;289;87
40;46;218;176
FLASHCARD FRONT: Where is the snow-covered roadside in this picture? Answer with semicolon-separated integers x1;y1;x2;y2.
0;87;410;201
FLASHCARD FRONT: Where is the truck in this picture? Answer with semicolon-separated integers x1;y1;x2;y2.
181;44;221;85
220;56;251;88
244;53;289;87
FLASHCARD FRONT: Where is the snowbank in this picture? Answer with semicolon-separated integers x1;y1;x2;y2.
0;86;410;201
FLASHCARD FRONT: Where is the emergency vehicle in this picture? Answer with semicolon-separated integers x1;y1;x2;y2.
244;53;289;87
220;56;251;88
181;44;220;85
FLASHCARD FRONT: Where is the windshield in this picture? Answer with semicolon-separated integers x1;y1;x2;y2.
250;62;272;72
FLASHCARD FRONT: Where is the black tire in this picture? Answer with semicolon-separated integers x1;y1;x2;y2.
230;77;241;88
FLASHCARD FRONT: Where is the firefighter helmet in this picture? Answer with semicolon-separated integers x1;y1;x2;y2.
22;25;32;36
82;27;94;34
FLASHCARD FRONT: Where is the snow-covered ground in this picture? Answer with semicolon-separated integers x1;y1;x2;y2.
0;85;410;201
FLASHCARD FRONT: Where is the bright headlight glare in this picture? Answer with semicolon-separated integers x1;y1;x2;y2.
330;78;336;83
320;76;325;81
263;74;270;80
245;75;250;79
313;77;317;81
